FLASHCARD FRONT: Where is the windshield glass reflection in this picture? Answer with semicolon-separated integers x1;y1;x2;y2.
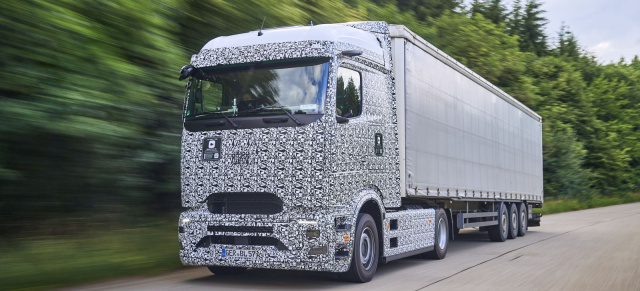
185;58;330;120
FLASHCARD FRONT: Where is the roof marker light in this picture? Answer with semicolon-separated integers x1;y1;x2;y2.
341;50;363;57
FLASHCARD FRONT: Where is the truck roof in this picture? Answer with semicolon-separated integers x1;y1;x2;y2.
200;23;383;57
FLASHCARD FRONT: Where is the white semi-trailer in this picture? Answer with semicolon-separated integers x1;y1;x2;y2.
178;21;543;282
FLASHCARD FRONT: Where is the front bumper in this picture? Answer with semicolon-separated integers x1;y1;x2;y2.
178;208;353;272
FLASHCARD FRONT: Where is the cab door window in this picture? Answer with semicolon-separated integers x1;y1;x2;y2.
336;67;362;118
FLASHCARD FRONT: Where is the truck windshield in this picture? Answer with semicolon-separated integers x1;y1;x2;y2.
185;58;330;121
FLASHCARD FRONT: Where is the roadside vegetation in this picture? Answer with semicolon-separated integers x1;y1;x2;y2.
2;0;640;290
0;216;182;291
535;193;640;214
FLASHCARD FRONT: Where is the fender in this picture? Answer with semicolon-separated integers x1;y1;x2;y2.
346;187;386;221
338;188;386;262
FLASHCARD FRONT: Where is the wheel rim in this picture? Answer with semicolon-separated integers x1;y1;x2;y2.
511;210;517;233
360;227;375;269
437;217;447;250
520;209;527;231
501;211;508;235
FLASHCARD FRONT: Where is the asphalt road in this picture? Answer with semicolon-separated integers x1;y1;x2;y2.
65;202;640;291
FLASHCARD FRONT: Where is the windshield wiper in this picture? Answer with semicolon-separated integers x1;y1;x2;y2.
241;106;303;126
219;111;240;129
187;111;240;129
277;106;303;126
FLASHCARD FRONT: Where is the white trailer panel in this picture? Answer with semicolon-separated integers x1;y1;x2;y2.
390;25;543;202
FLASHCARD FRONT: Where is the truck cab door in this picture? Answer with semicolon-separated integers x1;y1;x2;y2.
331;66;370;184
329;63;401;208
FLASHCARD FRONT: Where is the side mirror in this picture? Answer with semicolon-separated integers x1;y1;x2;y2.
179;65;194;81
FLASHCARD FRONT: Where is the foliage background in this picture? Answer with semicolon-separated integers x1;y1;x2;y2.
1;0;639;288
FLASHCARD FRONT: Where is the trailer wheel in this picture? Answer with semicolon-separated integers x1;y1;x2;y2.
507;203;518;239
423;208;448;259
517;203;527;237
207;266;247;275
344;213;379;283
488;202;508;242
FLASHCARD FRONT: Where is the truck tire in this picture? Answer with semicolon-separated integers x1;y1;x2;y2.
488;202;508;242
344;213;379;283
424;208;448;260
517;202;528;237
507;203;518;239
207;266;247;275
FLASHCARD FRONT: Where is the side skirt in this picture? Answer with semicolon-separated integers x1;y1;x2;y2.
380;246;434;264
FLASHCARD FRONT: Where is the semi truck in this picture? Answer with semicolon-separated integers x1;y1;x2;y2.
177;21;543;282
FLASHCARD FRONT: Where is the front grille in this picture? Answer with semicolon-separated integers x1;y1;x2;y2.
207;192;283;215
208;225;273;233
195;235;288;251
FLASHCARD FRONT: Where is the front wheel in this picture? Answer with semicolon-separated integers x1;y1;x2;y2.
422;208;448;259
343;213;379;283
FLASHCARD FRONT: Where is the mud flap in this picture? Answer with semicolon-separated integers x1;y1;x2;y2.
528;213;542;227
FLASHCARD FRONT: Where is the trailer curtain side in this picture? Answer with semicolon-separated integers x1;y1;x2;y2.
390;25;543;202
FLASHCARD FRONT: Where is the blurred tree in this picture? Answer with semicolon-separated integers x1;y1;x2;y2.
365;0;435;38
484;0;507;24
553;24;580;59
0;0;185;230
179;0;304;53
396;0;461;21
519;0;548;56
470;0;506;25
584;75;635;194
542;120;594;198
527;57;593;139
506;0;523;36
470;0;484;17
179;0;366;53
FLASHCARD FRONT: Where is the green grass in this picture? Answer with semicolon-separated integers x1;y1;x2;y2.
0;218;184;291
534;192;640;215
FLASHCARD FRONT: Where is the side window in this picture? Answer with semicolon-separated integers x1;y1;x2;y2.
188;80;223;116
336;67;362;118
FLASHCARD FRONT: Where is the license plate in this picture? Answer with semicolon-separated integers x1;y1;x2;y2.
222;248;258;259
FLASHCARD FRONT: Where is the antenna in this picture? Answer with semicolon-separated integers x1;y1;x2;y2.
308;20;313;26
258;16;266;36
